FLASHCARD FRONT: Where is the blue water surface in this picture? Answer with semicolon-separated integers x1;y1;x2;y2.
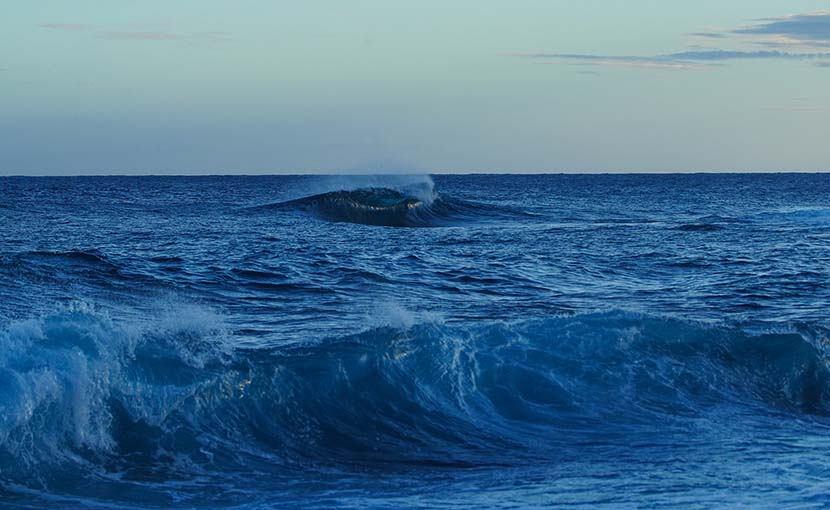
1;173;830;509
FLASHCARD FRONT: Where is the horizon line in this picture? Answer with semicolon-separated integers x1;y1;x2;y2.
1;170;830;178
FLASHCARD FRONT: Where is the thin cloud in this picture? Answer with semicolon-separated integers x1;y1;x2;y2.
99;31;179;41
687;32;728;39
98;30;230;43
521;53;708;70
664;50;830;60
514;50;830;71
690;12;830;49
38;22;230;45
39;23;92;31
734;11;830;48
514;11;830;71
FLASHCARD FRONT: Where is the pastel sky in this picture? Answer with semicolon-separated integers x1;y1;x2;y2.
1;1;829;174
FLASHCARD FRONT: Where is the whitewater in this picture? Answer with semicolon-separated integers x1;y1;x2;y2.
1;173;830;509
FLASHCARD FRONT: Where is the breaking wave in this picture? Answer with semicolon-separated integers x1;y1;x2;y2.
254;187;531;227
2;305;830;502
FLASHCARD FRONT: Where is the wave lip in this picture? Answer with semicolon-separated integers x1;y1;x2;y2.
260;187;526;227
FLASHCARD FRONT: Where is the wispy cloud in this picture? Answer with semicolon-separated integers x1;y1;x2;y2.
687;32;728;39
39;23;92;31
98;30;230;43
38;23;230;44
666;49;830;60
517;53;709;70
514;49;830;71
99;31;179;41
515;11;830;71
732;11;830;48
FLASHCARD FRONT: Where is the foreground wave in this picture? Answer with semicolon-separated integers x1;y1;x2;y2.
257;187;528;227
2;305;829;502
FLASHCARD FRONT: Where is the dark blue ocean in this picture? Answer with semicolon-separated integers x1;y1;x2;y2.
1;174;830;509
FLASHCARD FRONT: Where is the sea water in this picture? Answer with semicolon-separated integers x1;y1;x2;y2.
1;173;829;509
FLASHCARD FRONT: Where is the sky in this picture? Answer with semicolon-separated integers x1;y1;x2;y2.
1;1;829;174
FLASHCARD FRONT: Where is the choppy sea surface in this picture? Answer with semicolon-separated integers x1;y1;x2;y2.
1;173;830;509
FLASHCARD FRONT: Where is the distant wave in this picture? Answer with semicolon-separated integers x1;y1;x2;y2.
672;214;748;232
2;306;829;491
19;249;115;266
0;250;121;281
251;187;532;227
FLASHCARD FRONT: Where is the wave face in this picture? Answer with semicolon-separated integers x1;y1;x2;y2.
2;306;830;507
261;187;525;227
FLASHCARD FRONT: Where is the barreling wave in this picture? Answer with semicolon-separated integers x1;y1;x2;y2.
253;187;530;227
2;305;830;498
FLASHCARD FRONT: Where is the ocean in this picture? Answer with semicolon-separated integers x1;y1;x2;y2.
1;173;829;509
